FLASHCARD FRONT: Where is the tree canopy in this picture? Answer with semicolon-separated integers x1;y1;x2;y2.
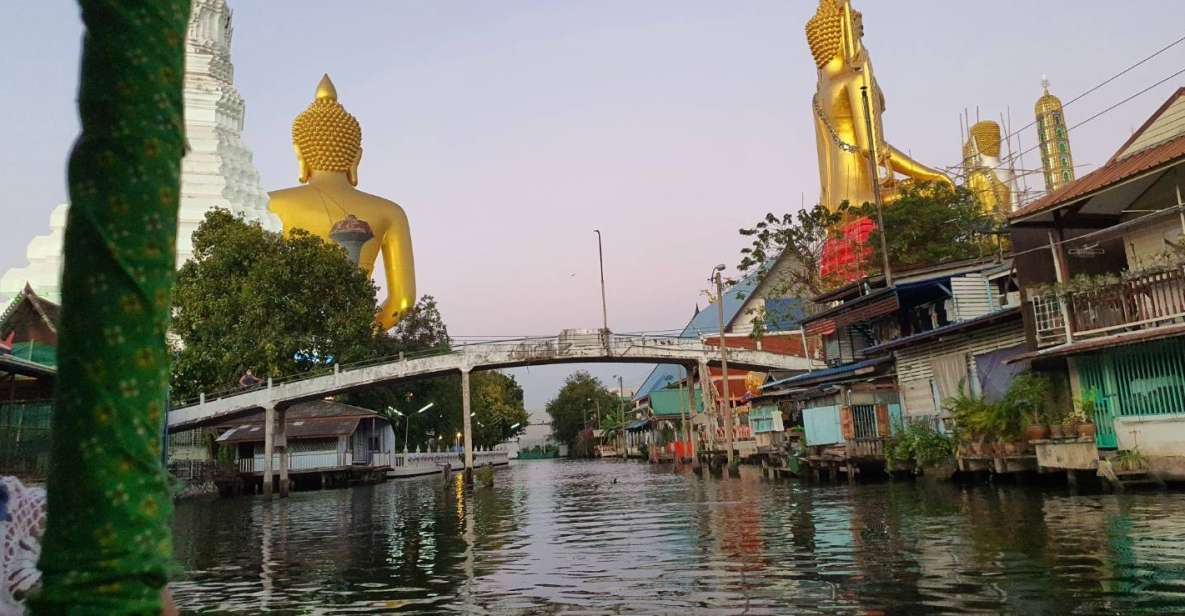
171;209;378;398
544;371;621;456
737;181;999;300
170;211;527;450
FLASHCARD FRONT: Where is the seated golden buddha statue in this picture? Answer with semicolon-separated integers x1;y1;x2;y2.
268;75;415;330
962;120;1015;217
806;0;952;211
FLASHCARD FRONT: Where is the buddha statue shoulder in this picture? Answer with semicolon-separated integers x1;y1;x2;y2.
806;0;951;211
268;75;415;330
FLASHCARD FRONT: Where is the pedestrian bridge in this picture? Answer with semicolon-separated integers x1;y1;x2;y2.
167;331;813;431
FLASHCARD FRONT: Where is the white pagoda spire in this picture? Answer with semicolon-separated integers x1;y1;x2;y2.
1;0;277;303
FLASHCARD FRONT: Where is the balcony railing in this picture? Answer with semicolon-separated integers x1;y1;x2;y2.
1032;263;1185;347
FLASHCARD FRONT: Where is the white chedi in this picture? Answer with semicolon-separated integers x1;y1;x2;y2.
0;0;278;304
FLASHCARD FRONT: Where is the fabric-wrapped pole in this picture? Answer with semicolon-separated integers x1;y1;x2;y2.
32;1;191;612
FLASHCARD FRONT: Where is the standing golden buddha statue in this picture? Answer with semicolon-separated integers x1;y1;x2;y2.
269;75;416;330
806;0;951;212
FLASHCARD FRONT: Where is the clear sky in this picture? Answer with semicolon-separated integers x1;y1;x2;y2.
4;1;1184;410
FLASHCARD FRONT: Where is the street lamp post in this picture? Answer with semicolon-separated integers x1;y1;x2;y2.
594;229;609;347
389;402;435;453
712;265;738;469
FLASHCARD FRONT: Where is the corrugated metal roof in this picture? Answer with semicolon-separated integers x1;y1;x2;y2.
217;417;363;443
1012;323;1185;363
762;356;892;390
863;307;1022;353
0;353;56;378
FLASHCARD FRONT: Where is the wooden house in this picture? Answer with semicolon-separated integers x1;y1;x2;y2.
215;399;396;491
1009;87;1185;481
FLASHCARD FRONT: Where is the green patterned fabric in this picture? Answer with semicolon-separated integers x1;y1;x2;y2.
32;1;190;613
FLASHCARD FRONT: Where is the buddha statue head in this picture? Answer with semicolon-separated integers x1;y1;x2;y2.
969;121;1002;159
292;74;363;186
806;0;862;69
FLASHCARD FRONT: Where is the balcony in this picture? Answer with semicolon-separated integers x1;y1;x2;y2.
1031;262;1185;347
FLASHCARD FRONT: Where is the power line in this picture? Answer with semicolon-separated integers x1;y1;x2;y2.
943;33;1185;173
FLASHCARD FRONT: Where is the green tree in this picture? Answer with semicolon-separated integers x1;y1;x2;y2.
737;181;998;298
171;209;378;399
869;181;998;271
544;371;618;456
470;372;530;449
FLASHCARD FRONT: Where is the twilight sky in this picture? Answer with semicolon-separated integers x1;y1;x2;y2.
4;1;1184;410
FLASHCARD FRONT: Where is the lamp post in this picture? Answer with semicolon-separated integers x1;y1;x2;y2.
389;402;435;453
712;264;737;469
594;229;609;346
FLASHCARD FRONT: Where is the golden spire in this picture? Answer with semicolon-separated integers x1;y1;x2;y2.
292;74;362;183
315;73;338;101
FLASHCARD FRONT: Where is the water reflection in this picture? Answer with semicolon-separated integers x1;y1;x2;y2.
171;460;1185;614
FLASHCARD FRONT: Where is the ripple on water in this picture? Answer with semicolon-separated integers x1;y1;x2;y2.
172;460;1185;614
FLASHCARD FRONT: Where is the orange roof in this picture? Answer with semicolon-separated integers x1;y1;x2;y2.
1010;87;1185;221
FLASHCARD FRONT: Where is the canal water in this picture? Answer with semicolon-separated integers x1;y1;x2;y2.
172;459;1185;614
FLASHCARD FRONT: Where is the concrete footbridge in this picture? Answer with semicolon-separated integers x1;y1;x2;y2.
168;330;813;494
168;330;812;432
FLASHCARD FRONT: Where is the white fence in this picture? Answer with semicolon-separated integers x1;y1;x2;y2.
388;449;510;477
237;449;509;475
239;451;352;473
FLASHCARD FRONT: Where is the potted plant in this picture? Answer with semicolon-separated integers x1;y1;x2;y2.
1073;398;1097;439
1004;372;1051;444
944;386;994;457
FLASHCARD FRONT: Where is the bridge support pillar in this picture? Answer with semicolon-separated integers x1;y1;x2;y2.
461;369;474;485
277;406;289;498
697;359;715;455
262;402;275;499
688;364;700;470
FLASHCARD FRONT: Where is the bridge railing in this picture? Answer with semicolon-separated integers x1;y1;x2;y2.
171;333;802;413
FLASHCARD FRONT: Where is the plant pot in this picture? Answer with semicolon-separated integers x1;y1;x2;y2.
1049;424;1065;439
1076;422;1096;439
1025;423;1050;442
1062;423;1078;440
1002;441;1025;456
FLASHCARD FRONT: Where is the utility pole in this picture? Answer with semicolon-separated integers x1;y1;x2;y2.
677;368;690;463
860;85;894;288
594;230;610;349
713;265;737;469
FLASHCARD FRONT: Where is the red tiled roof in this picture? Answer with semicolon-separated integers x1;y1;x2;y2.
1010;87;1185;221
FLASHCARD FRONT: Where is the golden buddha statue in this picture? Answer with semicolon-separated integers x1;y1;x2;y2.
962;120;1015;216
806;0;952;211
268;75;416;330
